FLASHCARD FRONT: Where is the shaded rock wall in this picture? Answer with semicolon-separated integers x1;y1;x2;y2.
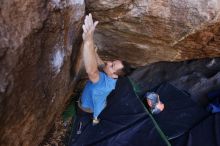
0;0;84;146
86;0;220;66
130;57;220;106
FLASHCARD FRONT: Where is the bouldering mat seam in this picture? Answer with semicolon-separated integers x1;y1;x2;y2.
128;78;172;146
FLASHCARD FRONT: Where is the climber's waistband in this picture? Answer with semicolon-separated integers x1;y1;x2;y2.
78;99;93;113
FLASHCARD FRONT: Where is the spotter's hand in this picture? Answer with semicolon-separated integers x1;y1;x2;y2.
82;13;99;42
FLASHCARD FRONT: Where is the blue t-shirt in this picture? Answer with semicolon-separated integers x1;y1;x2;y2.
81;72;117;119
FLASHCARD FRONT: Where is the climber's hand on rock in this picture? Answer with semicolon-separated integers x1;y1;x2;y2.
82;13;99;42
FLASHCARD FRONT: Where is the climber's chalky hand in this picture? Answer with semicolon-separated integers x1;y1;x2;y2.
82;13;99;42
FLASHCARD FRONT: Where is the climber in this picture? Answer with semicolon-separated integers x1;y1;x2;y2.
78;13;132;125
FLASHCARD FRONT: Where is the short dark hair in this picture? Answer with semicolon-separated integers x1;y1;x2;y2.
116;61;133;76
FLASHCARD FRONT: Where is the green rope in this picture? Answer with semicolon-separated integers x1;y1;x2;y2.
128;78;172;146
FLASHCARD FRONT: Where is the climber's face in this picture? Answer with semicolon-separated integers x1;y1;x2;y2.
103;60;124;79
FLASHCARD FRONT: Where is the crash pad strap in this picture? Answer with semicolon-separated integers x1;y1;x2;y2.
129;78;171;146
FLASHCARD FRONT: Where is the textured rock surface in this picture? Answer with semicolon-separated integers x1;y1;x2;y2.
86;0;220;65
0;0;84;145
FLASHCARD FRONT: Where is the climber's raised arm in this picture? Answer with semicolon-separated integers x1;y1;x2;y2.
82;14;99;83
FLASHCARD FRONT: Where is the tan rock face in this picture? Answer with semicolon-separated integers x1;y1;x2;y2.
0;0;84;145
86;0;220;66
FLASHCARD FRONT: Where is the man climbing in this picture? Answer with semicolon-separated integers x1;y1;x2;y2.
78;13;132;125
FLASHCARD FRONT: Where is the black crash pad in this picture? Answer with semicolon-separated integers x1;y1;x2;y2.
68;78;216;146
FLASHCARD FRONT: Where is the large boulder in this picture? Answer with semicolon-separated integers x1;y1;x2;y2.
0;0;84;145
86;0;220;66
